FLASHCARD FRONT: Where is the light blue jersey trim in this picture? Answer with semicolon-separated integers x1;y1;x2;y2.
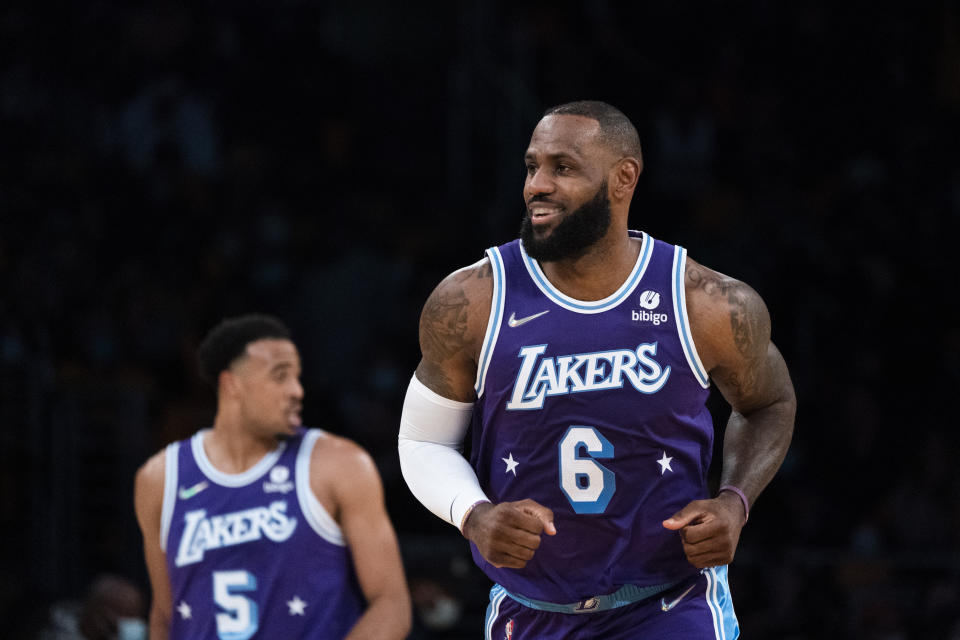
705;566;740;639
485;585;508;640
520;231;653;313
160;441;179;552
296;429;346;546
498;580;678;614
672;246;710;388
191;429;286;487
475;248;506;398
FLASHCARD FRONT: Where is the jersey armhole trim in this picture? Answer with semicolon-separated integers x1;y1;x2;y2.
160;441;179;553
296;429;346;546
475;247;505;398
673;246;710;388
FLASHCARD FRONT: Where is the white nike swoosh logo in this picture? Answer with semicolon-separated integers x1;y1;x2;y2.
178;481;209;500
661;583;697;612
507;310;550;327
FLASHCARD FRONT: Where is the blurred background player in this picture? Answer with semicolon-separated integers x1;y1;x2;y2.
399;101;795;638
135;314;411;639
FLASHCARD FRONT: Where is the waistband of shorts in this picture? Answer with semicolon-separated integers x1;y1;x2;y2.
494;580;680;614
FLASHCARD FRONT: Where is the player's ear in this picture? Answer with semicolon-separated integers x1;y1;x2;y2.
611;157;641;199
219;369;239;398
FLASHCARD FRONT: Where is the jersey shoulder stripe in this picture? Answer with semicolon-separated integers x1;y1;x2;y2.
475;247;506;398
671;245;709;388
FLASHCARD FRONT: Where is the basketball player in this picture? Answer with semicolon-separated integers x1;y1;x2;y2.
135;314;411;639
399;101;795;638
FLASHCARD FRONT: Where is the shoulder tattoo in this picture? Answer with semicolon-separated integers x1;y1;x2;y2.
416;262;491;398
686;261;770;359
420;278;471;362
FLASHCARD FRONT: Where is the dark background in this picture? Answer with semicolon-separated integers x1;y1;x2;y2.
1;1;959;638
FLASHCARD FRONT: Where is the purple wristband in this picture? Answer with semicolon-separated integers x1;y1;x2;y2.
719;485;750;522
459;499;491;532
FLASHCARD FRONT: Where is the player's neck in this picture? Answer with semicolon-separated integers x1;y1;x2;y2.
206;412;280;474
538;230;640;301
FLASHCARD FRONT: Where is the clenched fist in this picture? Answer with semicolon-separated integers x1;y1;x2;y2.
662;492;747;568
462;499;557;569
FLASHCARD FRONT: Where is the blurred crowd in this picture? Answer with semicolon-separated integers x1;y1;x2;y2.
1;1;959;637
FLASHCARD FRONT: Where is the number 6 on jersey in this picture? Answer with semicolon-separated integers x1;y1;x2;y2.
558;426;615;514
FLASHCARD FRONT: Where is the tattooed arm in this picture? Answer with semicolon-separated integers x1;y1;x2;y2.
662;257;796;568
397;259;492;528
414;258;493;400
401;259;557;565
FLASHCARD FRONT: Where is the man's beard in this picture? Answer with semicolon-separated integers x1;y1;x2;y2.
520;180;611;262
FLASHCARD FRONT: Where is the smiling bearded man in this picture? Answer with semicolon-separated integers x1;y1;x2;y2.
399;100;796;639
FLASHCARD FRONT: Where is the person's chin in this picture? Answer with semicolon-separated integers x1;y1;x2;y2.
531;226;557;242
275;419;301;438
273;428;295;441
525;224;560;250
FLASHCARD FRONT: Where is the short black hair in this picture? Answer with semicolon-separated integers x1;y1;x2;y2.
197;314;292;385
543;100;642;159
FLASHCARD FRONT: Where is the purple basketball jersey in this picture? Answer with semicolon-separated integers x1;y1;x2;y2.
470;231;714;603
161;428;365;639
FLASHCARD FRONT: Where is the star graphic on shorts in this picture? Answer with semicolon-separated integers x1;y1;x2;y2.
657;452;674;475
177;600;192;620
502;453;519;475
287;595;307;616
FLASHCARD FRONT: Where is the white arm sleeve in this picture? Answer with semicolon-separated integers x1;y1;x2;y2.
398;375;490;531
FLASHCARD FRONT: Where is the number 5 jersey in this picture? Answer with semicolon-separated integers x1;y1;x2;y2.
161;428;365;639
469;231;715;603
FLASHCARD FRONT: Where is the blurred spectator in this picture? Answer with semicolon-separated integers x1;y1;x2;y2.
38;574;145;640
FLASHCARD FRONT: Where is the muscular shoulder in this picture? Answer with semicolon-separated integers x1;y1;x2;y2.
310;431;377;478
415;258;494;400
309;431;383;522
134;449;167;530
684;257;771;374
136;449;166;499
